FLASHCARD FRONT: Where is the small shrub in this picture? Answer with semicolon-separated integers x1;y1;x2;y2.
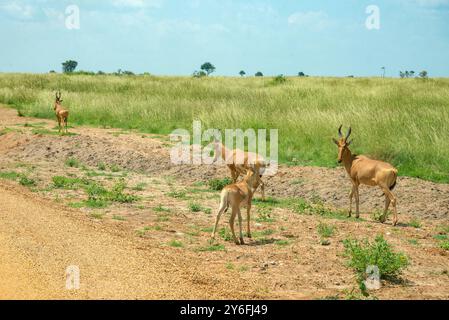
275;240;290;246
97;162;106;171
199;244;226;252
168;240;183;248
0;171;20;180
65;157;80;168
189;202;202;212
208;178;232;191
440;241;449;251
167;190;187;199
52;176;87;189
19;175;36;187
343;235;409;283
110;164;121;172
317;223;335;238
108;180;138;203
153;204;171;213
408;218;422;229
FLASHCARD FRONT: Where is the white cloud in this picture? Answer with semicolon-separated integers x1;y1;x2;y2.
415;0;449;6
288;11;331;30
113;0;163;8
0;1;35;20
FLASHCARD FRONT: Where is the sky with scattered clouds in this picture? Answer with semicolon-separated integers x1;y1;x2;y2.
1;0;448;76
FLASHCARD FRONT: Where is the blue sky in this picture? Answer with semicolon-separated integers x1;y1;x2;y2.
1;0;448;76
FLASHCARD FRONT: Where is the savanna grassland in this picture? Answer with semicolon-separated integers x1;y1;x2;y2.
0;73;448;182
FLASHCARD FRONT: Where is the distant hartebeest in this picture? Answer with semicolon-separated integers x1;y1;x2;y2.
54;91;69;134
211;168;260;245
213;140;266;201
333;126;399;225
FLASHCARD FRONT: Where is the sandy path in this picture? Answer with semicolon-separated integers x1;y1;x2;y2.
0;181;235;300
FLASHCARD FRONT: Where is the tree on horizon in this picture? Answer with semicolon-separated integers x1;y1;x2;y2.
62;60;78;73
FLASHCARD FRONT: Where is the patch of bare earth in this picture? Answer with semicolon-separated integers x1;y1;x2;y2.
0;105;448;300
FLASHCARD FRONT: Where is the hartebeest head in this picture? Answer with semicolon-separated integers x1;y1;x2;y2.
54;91;63;109
333;125;352;163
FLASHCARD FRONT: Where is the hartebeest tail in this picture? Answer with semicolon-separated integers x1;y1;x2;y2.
54;91;69;134
333;126;399;226
211;168;260;245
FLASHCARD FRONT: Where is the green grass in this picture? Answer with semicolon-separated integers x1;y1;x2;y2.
65;157;80;168
52;176;89;189
153;204;171;213
0;171;21;180
1;74;449;182
168;240;184;248
198;243;226;252
112;215;126;221
408;218;422;229
19;175;36;187
208;178;232;191
317;222;336;238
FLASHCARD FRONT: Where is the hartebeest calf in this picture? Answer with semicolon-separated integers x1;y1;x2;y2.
213;140;266;201
211;168;260;245
333;126;399;225
54;91;69;134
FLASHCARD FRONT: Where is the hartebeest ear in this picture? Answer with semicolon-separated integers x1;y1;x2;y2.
346;139;353;146
332;138;339;145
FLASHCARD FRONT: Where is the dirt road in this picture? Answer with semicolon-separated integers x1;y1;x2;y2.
0;180;267;300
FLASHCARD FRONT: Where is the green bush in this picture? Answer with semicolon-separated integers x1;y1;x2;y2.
343;235;409;281
208;178;232;191
19;176;36;187
317;223;335;238
65;157;80;168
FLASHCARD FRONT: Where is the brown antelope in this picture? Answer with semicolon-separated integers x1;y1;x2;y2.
54;91;69;134
211;168;260;245
333;126;399;225
213;140;266;201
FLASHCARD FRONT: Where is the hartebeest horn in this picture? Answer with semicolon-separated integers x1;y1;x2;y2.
345;127;352;141
338;125;343;138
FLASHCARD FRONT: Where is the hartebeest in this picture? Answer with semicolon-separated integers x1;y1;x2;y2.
333;126;399;225
54;91;69;134
213;140;266;201
211;168;260;245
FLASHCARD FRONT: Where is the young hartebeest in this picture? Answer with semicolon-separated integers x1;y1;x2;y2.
333;126;399;225
54;91;69;134
213;140;266;201
211;168;260;245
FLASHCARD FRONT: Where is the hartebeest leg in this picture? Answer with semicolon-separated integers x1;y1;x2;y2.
380;195;391;223
237;208;244;245
229;206;240;245
57;117;61;133
211;204;227;240
348;185;355;217
246;196;252;238
381;187;398;226
355;185;360;218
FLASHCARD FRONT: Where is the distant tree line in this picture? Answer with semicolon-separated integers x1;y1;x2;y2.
400;70;428;79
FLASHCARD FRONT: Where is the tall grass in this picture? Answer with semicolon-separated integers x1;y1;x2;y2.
1;73;448;182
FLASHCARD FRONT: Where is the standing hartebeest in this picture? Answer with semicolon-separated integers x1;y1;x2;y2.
333;126;399;225
211;168;261;245
54;91;69;134
213;140;266;201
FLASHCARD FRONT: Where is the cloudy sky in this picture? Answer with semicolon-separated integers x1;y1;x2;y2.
0;0;448;76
